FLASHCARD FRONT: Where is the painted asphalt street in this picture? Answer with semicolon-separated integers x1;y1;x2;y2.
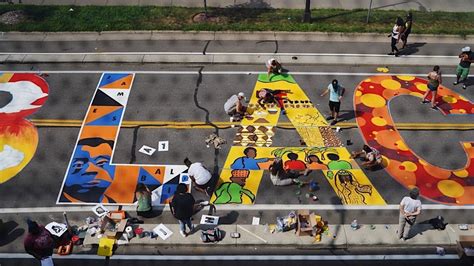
0;52;473;263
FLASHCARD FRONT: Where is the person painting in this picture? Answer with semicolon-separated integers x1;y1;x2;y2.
401;12;413;49
269;158;300;186
351;144;382;170
266;58;282;76
184;157;213;196
388;17;405;57
256;88;291;114
224;92;248;122
135;183;152;218
321;79;345;125
422;65;442;110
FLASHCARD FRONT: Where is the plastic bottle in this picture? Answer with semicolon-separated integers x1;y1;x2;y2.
351;219;359;230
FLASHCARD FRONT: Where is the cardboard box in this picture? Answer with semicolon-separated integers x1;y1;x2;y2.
456;235;474;258
100;216;128;239
296;210;321;236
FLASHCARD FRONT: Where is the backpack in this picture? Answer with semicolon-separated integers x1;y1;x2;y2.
429;216;448;230
200;227;222;243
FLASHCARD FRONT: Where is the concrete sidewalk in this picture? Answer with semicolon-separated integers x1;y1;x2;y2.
5;0;474;12
83;223;474;249
1;31;472;66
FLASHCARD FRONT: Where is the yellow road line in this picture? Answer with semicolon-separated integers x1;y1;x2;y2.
29;119;474;130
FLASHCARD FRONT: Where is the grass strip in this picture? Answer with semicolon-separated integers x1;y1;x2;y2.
0;6;473;35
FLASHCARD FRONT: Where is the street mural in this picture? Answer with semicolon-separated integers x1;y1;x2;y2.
211;74;386;205
57;73;190;205
354;75;474;205
0;73;48;184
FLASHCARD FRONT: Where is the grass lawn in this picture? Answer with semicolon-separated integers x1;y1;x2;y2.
0;5;473;35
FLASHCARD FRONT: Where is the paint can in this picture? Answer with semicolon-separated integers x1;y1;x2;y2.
125;226;135;239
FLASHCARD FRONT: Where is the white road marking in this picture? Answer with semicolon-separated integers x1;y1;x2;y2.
0;52;456;59
0;204;472;214
237;225;268;243
0;253;460;260
0;70;462;77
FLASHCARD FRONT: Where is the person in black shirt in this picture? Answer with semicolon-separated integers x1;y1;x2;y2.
170;183;197;237
453;46;474;89
401;12;413;49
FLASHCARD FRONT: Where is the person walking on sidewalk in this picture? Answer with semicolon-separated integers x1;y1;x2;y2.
422;65;442;109
135;183;153;218
321;79;345;125
24;219;55;266
170;183;197;237
388;17;405;57
184;157;213;196
453;46;474;89
401;12;413;49
398;188;422;240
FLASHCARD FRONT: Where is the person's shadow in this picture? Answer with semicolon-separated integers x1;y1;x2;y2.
0;219;25;246
399;42;426;56
407;218;444;239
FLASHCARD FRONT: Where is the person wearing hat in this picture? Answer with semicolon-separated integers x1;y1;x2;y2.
454;46;474;89
24;219;55;266
320;79;345;125
224;92;248;121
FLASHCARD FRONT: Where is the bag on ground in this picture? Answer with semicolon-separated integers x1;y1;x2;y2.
200;227;222;243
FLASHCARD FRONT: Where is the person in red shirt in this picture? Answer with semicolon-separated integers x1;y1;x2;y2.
24;219;55;266
284;152;306;178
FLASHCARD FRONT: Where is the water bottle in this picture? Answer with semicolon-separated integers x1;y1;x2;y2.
351;219;359;230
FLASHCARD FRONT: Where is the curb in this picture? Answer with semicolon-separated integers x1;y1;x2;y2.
0;52;459;66
1;31;473;43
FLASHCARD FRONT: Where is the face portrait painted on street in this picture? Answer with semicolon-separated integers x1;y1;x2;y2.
62;137;116;203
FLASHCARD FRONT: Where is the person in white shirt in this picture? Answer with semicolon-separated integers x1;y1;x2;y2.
184;158;212;196
266;58;282;76
224;92;247;121
398;188;422;240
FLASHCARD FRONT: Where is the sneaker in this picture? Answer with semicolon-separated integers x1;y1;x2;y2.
394;53;399;57
325;116;334;121
330;120;337;126
431;106;438;110
421;100;429;104
180;230;187;237
453;81;459;85
387;52;394;55
463;84;467;90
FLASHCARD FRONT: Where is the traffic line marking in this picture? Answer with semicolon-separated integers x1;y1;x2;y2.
0;253;460;260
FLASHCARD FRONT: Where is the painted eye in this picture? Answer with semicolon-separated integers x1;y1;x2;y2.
73;161;84;170
96;159;108;168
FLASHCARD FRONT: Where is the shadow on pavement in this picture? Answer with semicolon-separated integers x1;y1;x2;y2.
399;42;426;56
0;219;25;247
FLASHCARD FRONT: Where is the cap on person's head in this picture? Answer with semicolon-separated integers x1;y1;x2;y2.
462;46;471;52
238;92;245;98
26;219;40;234
409;187;420;199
